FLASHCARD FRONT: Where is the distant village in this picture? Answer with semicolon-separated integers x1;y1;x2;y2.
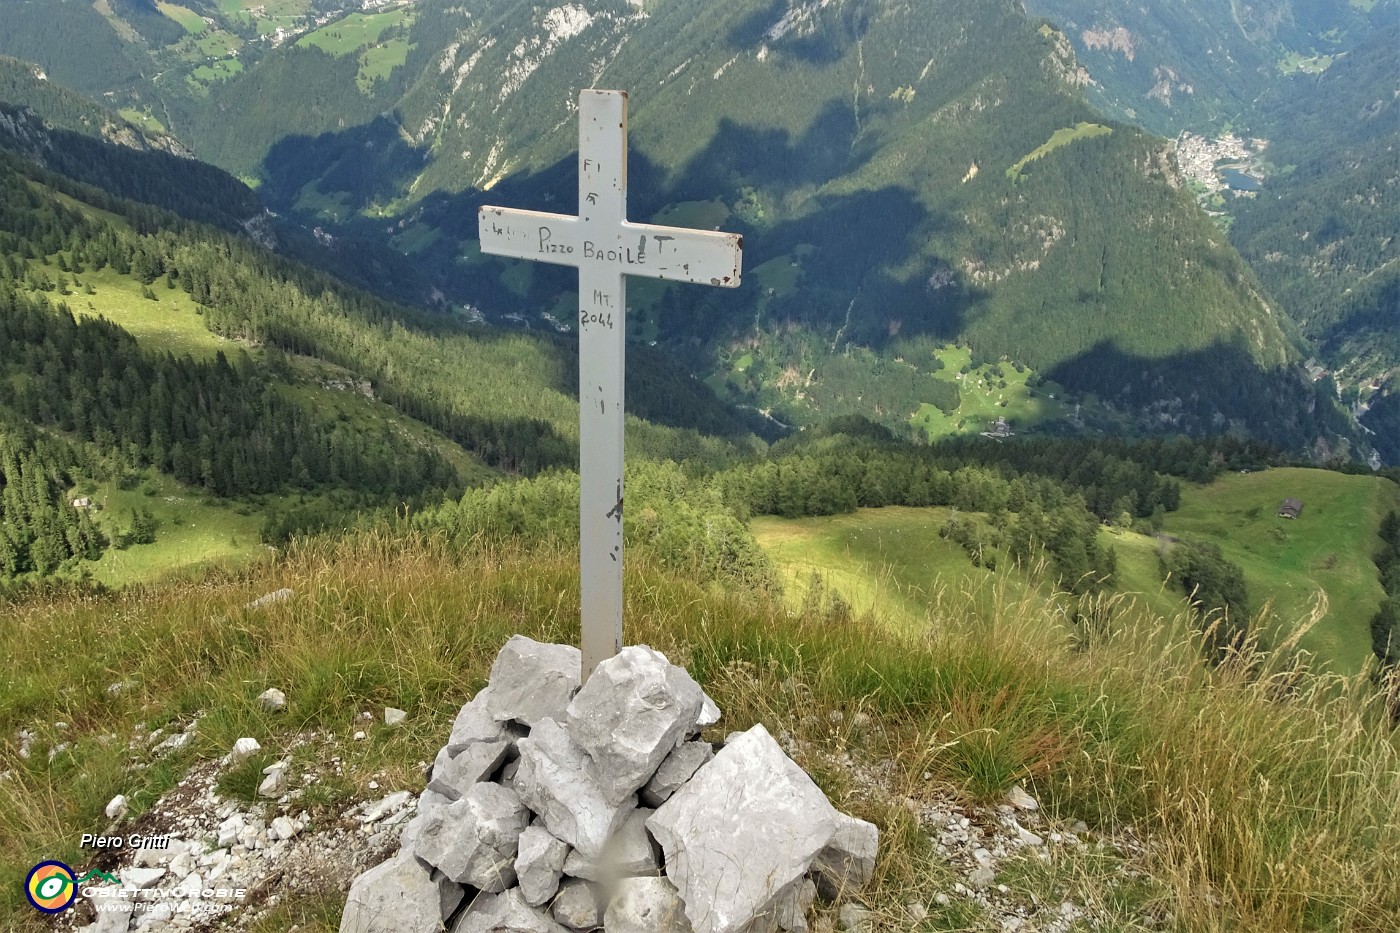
1174;131;1268;195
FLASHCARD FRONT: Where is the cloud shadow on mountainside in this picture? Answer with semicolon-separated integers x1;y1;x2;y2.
260;115;429;216
1046;336;1346;449
725;0;871;66
250;106;983;430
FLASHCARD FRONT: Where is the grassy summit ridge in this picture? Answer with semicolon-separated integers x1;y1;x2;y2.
1;531;1396;930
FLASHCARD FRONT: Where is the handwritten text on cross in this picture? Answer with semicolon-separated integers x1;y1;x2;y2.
478;89;743;680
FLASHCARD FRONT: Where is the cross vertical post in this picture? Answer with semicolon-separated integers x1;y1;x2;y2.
478;90;743;682
576;90;628;679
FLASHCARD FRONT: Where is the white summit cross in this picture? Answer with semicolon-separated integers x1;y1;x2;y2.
478;89;743;680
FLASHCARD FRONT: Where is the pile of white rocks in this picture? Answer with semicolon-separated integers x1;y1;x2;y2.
340;636;879;933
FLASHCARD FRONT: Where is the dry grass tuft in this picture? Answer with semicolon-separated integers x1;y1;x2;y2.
0;530;1395;930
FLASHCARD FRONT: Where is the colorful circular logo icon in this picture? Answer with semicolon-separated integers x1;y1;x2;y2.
25;860;77;913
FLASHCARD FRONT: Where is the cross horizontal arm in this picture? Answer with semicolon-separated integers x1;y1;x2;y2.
478;207;581;266
620;221;742;288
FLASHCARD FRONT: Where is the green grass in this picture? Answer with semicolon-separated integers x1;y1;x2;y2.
116;107;168;134
753;506;1040;631
278;355;493;486
649;199;731;231
1;532;1396;931
752;254;801;296
909;345;1074;440
357;38;411;91
190;59;244;85
1160;467;1400;673
753;505;1194;639
297;11;411;57
1278;51;1335;75
751;468;1400;674
78;473;267;587
1006;123;1114;182
157;2;208;35
64;266;239;359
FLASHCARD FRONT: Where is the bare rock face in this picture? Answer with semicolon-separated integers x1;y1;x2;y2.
515;825;569;906
451;887;570;933
550;878;603;930
565;646;706;806
641;741;714;807
604;876;693;932
413;783;530;892
514;718;636;859
560;806;659;886
810;813;880;900
647;725;841;933
486;637;581;727
339;853;464;933
448;687;511;753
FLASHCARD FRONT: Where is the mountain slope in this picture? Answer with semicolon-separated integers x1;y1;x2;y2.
1021;0;1393;135
186;0;1352;451
0;0;1364;454
0;108;762;584
1227;24;1400;456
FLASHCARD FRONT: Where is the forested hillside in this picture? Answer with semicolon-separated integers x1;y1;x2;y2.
0;0;1364;457
0;113;760;584
1021;0;1392;135
1228;24;1399;459
1019;2;1398;463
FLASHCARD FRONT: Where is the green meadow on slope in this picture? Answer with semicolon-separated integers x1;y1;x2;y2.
1161;467;1400;672
755;468;1400;674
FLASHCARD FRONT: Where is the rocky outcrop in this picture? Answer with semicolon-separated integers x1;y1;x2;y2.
338;637;877;932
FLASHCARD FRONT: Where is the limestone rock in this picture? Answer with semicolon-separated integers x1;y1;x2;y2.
120;867;166;889
773;878;817;933
605;876;692;932
641;741;713;807
697;693;722;729
361;790;413;823
258;763;289;798
1006;784;1039;811
270;815;301;841
451;888;570;933
837;903;873;932
516;825;569;906
104;794;127;820
257;688;287;712
448;687;511;753
810;812;879;900
414;782;530;892
565;645;705;806
647;724;840;933
245;587;293;610
560;807;659;884
428;738;512;800
340;853;463;933
87;895;134;933
486;636;581;727
385;707;408;726
514;718;636;859
228;737;260;762
551;878;603;931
